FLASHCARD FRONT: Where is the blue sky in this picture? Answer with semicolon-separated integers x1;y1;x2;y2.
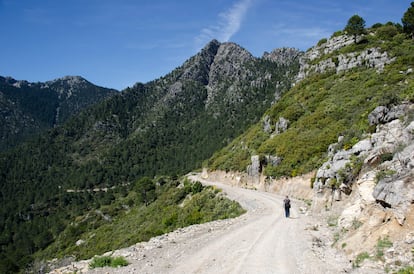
0;0;411;90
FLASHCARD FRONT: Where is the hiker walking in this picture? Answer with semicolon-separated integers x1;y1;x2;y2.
283;196;291;218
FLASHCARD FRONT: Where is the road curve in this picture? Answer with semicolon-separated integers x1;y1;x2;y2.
167;175;346;274
82;175;349;274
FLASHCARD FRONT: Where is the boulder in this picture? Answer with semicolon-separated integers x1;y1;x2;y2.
405;232;414;244
263;115;272;133
265;155;281;166
368;106;389;125
373;179;406;207
338;202;362;229
368;104;410;126
247;155;261;177
275;117;289;134
356;172;377;203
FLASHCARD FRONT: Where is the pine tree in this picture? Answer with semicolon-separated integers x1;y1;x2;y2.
344;14;366;43
402;2;414;39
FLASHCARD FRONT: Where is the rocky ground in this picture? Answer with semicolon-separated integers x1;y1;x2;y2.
49;174;386;274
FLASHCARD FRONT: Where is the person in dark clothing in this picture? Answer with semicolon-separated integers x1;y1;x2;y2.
283;196;291;218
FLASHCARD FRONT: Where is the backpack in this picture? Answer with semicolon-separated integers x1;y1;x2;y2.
284;199;291;208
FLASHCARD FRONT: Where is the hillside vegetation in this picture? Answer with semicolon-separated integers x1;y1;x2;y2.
207;24;414;178
0;76;117;151
35;177;245;271
2;6;414;272
0;41;299;272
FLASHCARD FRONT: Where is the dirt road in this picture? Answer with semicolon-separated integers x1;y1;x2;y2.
62;175;353;274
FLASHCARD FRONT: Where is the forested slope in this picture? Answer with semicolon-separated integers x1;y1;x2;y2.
0;76;117;151
0;40;300;272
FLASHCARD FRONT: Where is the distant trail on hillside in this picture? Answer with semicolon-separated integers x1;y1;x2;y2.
58;174;358;274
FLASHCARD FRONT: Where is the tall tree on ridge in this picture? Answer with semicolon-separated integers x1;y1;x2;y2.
402;2;414;39
344;14;366;43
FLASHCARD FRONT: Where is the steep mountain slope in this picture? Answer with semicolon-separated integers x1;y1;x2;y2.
207;26;413;179
0;40;301;271
205;24;414;273
0;76;117;151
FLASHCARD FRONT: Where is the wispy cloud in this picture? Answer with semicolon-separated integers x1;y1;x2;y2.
195;0;253;48
273;24;330;39
269;23;332;50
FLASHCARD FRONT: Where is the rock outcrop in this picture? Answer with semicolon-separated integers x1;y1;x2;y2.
246;154;281;179
262;115;290;135
314;103;414;225
296;35;395;82
207;42;254;95
314;104;414;224
247;155;261;177
311;103;414;272
368;104;408;126
262;47;302;66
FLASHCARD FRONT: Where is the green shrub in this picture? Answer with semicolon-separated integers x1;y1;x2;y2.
191;181;204;194
343;136;359;151
332;56;339;66
317;38;328;46
333;232;340;245
37;177;245;262
327;215;338;227
375;169;397;184
371;23;383;29
375;236;393;260
353;252;370;268
331;30;343;38
328;177;339;189
351;218;363;230
379;152;394;163
376;24;400;40
395;266;414;274
310;176;315;189
89;256;129;269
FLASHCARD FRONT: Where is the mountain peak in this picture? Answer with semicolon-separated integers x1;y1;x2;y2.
48;75;88;86
206;41;254;89
204;39;221;50
178;40;221;84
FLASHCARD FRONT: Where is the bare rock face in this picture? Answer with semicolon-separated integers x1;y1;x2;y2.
265;155;282;167
372;141;414;225
373;178;412;208
275;117;290;134
314;138;372;192
368;104;409;126
262;115;290;135
181;39;220;84
314;103;414;225
263;115;272;133
296;35;395;82
247;155;261;177
246;154;281;177
205;42;255;106
338;203;362;229
262;48;302;66
207;42;254;90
